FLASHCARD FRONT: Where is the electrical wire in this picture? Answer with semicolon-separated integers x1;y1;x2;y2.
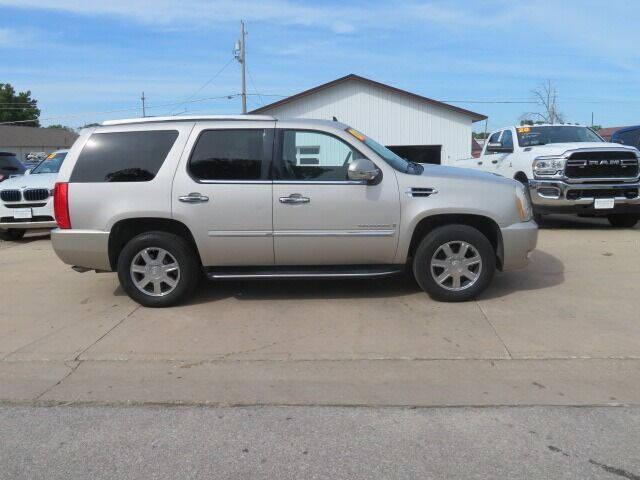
246;68;264;107
0;94;239;126
167;57;235;115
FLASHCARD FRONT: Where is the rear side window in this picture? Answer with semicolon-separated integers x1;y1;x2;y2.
70;130;178;182
189;129;269;181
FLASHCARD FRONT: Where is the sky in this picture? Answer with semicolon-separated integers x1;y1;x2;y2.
1;0;640;132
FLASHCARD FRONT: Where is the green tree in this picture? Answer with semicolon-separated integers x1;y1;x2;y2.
46;124;76;133
0;83;40;127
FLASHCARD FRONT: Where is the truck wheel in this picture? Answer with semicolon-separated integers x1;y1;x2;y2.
607;214;639;228
413;225;496;302
0;229;26;241
117;231;200;308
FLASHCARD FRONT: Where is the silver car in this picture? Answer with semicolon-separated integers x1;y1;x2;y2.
51;115;537;307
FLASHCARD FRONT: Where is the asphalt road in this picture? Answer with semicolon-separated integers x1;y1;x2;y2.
1;404;639;480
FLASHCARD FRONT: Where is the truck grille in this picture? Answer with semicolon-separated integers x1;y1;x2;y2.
565;151;639;179
23;188;50;201
0;190;21;202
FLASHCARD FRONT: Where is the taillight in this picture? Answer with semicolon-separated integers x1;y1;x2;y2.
53;182;71;229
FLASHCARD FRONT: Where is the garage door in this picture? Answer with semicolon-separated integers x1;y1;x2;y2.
387;145;442;165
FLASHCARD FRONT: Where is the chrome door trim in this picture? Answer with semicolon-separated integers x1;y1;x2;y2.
196;180;272;184
273;229;396;237
273;180;366;185
208;230;273;237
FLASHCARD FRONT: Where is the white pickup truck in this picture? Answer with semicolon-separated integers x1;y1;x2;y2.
458;125;640;227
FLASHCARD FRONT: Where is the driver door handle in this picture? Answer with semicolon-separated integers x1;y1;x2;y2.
279;193;310;204
491;160;498;164
178;192;209;203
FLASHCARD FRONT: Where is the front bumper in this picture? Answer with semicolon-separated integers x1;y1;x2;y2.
499;220;538;271
529;179;640;215
0;200;56;230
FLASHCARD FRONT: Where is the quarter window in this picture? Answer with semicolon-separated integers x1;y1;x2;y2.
275;130;364;181
189;129;268;181
70;130;178;183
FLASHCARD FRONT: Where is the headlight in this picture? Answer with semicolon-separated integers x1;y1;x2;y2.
515;183;533;222
532;156;565;176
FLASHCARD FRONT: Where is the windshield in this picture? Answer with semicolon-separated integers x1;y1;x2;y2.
32;152;67;174
346;128;422;174
516;126;603;147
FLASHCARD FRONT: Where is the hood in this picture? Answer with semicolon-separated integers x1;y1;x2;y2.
522;142;638;156
0;172;58;190
421;163;514;185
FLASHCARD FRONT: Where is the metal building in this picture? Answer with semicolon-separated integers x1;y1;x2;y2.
251;74;486;165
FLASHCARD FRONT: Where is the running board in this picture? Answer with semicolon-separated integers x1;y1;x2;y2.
205;265;405;280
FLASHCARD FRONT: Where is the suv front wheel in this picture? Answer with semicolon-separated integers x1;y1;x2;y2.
413;225;496;302
117;231;200;307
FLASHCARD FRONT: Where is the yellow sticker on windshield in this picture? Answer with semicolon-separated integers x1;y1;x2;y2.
47;153;56;159
346;128;366;142
517;127;531;133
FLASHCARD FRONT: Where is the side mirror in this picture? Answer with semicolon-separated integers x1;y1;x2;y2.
25;169;32;175
486;142;513;153
348;158;380;183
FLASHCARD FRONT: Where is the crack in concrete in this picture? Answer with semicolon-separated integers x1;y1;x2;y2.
29;305;141;401
589;459;640;480
475;300;513;359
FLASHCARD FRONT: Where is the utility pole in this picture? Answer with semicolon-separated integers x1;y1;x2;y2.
234;21;247;114
141;91;146;117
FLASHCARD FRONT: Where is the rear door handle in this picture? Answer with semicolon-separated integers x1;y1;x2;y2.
491;160;498;164
178;192;209;203
279;193;310;204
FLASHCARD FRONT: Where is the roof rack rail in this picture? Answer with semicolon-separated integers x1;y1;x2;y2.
101;114;275;126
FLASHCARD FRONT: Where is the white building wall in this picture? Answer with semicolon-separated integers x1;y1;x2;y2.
258;80;474;165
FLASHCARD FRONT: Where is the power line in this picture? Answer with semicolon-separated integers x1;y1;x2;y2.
246;68;264;107
168;57;234;115
0;94;239;126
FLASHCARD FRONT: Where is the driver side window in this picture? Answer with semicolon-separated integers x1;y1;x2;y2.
275;130;364;181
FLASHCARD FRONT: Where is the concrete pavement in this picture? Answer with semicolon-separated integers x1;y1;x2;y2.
1;404;639;480
1;216;639;407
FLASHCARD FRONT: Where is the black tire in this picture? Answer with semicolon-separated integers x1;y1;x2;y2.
0;229;26;241
607;214;639;228
117;231;200;308
412;224;496;302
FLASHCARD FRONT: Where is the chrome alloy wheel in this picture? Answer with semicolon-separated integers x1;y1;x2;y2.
130;247;181;297
430;241;482;291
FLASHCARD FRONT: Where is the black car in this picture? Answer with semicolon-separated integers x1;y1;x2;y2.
0;152;26;182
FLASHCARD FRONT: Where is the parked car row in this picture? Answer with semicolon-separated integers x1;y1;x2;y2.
2;117;639;308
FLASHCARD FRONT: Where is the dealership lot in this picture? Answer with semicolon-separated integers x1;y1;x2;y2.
1;216;639;407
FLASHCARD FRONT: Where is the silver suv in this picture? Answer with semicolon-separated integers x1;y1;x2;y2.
51;115;538;307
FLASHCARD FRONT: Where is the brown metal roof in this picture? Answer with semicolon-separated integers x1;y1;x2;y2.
250;74;487;122
0;125;78;148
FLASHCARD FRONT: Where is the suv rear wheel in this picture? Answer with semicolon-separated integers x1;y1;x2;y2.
412;225;496;302
607;214;639;228
117;231;200;307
